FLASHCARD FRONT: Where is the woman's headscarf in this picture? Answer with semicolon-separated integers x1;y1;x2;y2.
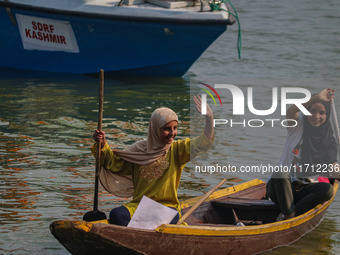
302;101;338;169
99;107;178;197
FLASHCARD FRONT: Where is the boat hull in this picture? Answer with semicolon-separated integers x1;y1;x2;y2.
50;179;339;255
0;2;230;76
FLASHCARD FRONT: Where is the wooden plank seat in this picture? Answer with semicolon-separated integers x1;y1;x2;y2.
211;198;280;224
183;183;281;225
212;197;280;210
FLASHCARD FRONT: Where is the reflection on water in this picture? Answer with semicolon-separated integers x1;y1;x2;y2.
2;76;339;254
2;0;340;252
263;216;339;255
0;77;198;254
1;80;340;254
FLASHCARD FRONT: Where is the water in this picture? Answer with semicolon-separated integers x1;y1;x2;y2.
1;0;340;254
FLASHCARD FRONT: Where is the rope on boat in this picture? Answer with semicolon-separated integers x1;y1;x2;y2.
210;0;242;59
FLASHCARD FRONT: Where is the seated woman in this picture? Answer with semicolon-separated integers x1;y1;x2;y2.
92;96;214;226
267;88;340;221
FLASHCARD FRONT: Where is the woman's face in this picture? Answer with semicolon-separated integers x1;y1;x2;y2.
159;120;178;144
307;103;327;127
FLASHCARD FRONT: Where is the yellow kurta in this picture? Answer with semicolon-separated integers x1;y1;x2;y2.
91;133;213;217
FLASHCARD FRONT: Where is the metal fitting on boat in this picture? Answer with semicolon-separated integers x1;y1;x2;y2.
208;0;221;11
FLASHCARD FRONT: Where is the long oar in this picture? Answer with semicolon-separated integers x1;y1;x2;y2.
330;98;340;183
177;178;227;225
83;70;107;222
331;99;340;145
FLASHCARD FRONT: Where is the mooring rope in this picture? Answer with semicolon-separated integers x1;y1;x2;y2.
210;0;241;59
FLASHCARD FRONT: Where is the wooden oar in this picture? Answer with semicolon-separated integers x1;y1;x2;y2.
330;98;340;183
83;70;107;222
177;178;227;225
331;99;340;144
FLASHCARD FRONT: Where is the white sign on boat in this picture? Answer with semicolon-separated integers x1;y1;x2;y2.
16;14;79;53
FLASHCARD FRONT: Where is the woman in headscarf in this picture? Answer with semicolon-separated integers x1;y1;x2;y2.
92;96;214;225
267;88;340;221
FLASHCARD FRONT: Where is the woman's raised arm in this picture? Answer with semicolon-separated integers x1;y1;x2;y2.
193;95;214;140
286;88;335;126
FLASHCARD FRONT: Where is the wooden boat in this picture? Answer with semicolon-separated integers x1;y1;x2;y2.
0;0;236;77
50;179;339;254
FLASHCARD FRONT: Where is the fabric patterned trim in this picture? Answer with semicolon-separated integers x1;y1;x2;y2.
139;155;170;183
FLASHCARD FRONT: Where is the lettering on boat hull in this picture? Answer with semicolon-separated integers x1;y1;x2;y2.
16;14;79;53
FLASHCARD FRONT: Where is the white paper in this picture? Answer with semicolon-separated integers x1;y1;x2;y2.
127;196;178;230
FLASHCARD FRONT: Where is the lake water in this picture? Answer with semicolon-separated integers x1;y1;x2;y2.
1;0;340;254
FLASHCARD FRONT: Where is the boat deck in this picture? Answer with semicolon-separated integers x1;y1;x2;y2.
2;0;231;20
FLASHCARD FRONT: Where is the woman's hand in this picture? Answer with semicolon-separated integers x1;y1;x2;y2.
286;88;335;126
193;95;213;118
318;88;335;102
93;130;106;146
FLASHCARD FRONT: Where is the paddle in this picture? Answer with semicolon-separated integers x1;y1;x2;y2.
331;98;340;144
83;70;107;222
177;178;227;225
329;97;340;183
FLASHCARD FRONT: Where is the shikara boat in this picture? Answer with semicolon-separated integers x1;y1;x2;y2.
0;0;236;77
50;179;339;255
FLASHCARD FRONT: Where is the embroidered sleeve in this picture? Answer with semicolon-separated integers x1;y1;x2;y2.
190;132;215;159
175;133;214;166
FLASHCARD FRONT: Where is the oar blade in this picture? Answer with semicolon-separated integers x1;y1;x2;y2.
83;210;107;222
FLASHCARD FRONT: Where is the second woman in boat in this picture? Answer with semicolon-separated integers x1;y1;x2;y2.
91;96;214;226
266;88;340;221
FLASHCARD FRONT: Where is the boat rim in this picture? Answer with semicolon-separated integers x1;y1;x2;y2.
52;179;338;237
156;180;339;236
0;1;235;25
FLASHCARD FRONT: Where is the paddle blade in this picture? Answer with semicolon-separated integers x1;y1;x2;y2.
83;210;107;222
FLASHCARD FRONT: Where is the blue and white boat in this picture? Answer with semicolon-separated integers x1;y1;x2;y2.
0;0;235;76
